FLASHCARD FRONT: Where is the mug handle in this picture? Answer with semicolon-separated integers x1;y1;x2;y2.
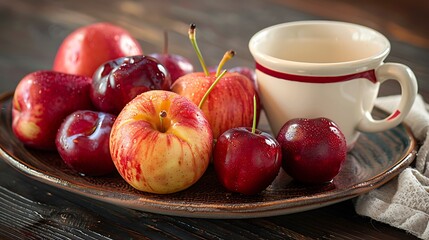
357;63;418;132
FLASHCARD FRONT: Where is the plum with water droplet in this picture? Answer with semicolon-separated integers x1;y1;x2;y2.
90;55;172;115
276;117;347;184
149;31;194;83
56;110;116;176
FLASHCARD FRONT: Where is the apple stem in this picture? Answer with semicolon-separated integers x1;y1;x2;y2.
159;110;167;132
198;69;227;109
189;24;209;76
163;31;169;55
216;50;235;77
252;95;257;134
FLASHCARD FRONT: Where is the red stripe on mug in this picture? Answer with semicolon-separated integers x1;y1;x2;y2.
387;110;401;121
255;62;377;83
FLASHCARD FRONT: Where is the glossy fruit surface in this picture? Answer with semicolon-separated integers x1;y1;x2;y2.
53;22;143;77
109;90;213;194
276;117;347;184
12;70;93;150
149;53;193;83
214;127;282;195
56;110;116;176
172;72;259;139
90;55;171;115
230;66;257;88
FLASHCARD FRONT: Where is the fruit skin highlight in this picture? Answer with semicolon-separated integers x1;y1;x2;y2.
276;117;347;184
12;70;93;150
213;96;281;195
90;55;171;115
53;22;143;78
150;52;194;83
214;127;282;195
109;90;213;194
149;31;194;83
56;110;116;176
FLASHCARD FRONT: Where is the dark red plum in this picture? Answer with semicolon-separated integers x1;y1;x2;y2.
149;53;193;83
56;110;116;176
276;117;347;184
90;55;171;115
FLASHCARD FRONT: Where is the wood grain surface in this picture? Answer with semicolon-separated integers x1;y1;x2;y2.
1;0;428;239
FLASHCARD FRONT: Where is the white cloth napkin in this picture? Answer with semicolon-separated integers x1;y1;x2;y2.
354;95;429;239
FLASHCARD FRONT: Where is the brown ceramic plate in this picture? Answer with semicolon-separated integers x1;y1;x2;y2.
0;92;417;218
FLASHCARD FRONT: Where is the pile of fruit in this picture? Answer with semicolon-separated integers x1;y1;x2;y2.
11;22;347;195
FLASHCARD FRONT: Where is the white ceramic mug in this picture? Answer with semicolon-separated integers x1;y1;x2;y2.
249;21;418;147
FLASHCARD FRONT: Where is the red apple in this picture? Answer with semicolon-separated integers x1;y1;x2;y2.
171;24;259;139
109;90;213;194
229;66;258;93
90;55;171;115
209;65;260;102
12;71;93;150
149;31;194;83
53;22;143;78
172;72;258;139
56;110;116;176
209;66;257;91
276;117;347;184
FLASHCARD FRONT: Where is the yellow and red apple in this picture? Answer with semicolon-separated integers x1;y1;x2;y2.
109;90;213;194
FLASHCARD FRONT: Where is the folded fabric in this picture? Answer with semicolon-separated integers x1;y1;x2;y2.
355;95;429;239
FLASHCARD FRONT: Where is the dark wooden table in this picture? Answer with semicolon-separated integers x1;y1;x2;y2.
1;0;428;239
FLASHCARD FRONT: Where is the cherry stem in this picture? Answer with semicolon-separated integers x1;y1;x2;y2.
252;95;257;134
163;31;168;54
189;24;209;76
198;69;227;109
216;50;235;77
159;110;167;132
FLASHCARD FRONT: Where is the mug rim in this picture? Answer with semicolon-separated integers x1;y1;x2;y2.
248;20;391;76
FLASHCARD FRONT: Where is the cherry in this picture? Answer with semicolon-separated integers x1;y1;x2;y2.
276;117;347;184
90;55;171;115
56;110;117;176
213;97;282;195
149;31;194;83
